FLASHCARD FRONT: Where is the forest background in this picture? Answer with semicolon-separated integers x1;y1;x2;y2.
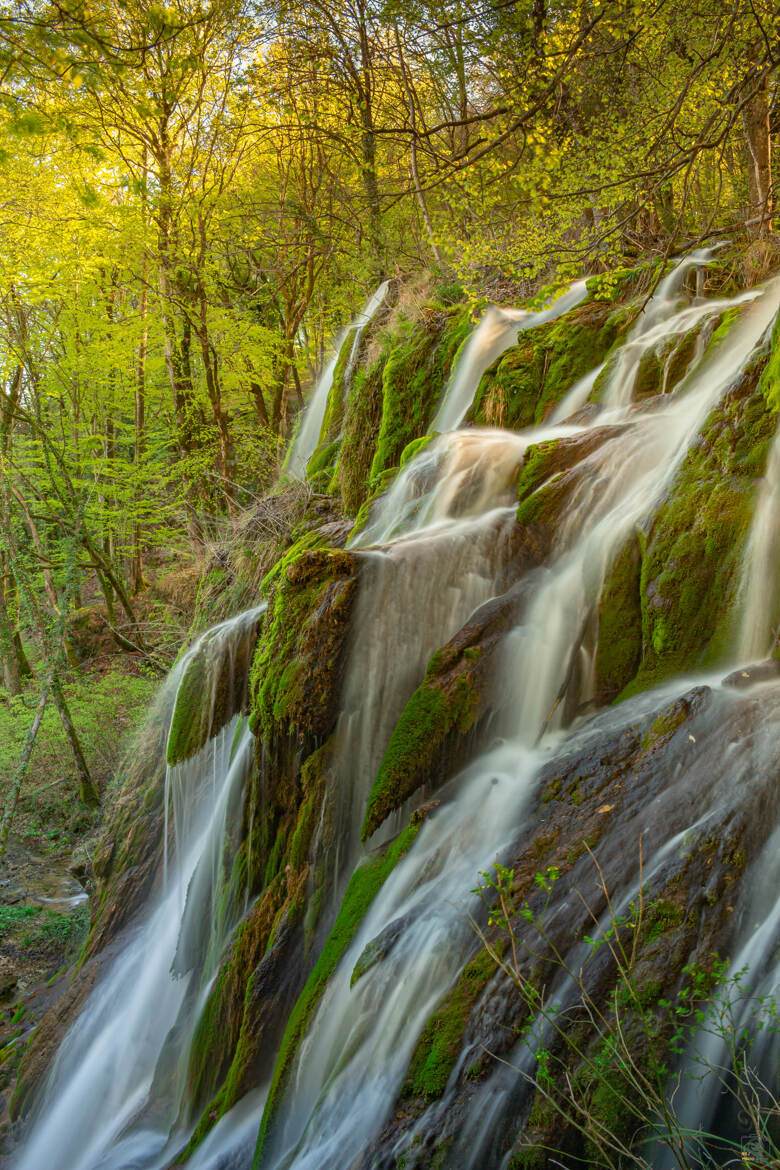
0;0;775;951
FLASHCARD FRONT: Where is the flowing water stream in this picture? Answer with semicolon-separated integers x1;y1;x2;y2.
14;256;780;1170
429;280;588;433
287;282;391;479
253;268;780;1170
14;611;264;1170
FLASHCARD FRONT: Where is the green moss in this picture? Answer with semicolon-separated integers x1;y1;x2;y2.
369;305;471;482
640;703;688;751
619;373;776;699
320;327;358;443
642;897;685;942
339;351;389;514
400;432;436;468
401;948;497;1100
166;644;210;766
507;1147;547;1170
595;538;643;700
362;669;479;841
305;439;340;479
757;309;780;411
472;300;625;430
248;535;355;750
253;823;422;1167
338;303;469;515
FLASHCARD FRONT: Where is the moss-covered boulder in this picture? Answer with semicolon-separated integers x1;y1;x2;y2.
249;539;360;756
166;612;262;767
621;366;777;697
594;536;643;701
253;820;424;1167
514;427;624;538
471;300;627;430
368;305;472;483
372;680;779;1165
337;298;471;516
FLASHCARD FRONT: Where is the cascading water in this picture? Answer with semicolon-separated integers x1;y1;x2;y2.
287;282;390;479
247;271;780;1170
429;280;588;433
14;255;780;1170
736;419;780;661
14;609;264;1170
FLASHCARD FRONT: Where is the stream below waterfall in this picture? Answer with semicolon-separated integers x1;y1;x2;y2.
11;255;780;1170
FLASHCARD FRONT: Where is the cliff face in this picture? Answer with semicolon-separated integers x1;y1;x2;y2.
11;252;780;1170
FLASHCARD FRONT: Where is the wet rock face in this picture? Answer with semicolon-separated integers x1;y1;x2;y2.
368;681;780;1167
361;520;550;842
471;300;626;430
250;546;360;760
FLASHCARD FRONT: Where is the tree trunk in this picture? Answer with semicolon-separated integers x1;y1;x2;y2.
742;72;775;236
51;674;99;806
0;676;52;861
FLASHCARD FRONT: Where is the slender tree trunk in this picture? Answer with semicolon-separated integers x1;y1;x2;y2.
51;675;99;807
134;276;148;593
395;24;442;265
249;380;270;427
742;68;775;236
0;676;52;861
134;148;149;593
0;589;21;695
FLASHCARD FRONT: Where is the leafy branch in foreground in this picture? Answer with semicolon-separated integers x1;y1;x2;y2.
471;849;779;1169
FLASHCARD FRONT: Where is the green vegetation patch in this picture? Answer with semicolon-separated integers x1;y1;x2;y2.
619;377;775;698
472;300;625;430
362;665;479;841
401;947;497;1100
595;537;643;701
249;534;357;750
369;304;472;482
253;821;421;1166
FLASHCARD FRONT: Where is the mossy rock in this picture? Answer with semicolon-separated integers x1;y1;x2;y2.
339;302;470;515
362;573;544;841
514;427;622;537
166;615;260;766
339;350;389;514
368;304;472;483
249;535;359;755
471;300;626;430
401;948;497;1100
253;821;423;1166
594;537;643;701
620;370;777;698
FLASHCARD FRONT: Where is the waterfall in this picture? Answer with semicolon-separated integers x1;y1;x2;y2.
249;278;780;1167
353;426;581;547
736;419;780;661
598;250;760;412
287;282;390;479
429;280;588;433
14;609;264;1170
14;262;780;1170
